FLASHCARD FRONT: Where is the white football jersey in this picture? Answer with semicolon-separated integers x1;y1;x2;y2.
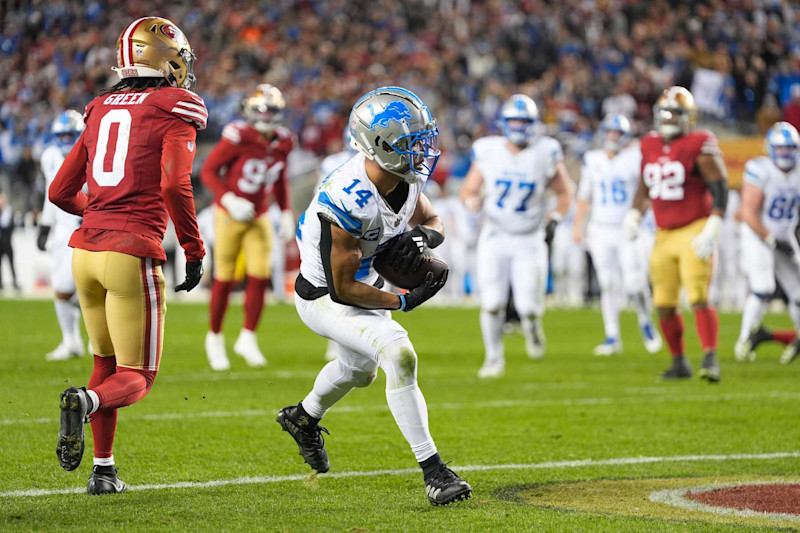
319;150;356;182
472;135;563;233
745;156;800;241
298;152;425;289
577;146;641;226
40;145;82;230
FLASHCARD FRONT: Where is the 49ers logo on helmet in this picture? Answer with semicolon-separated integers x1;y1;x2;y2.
160;24;187;45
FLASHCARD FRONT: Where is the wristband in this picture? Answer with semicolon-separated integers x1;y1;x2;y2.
398;294;406;311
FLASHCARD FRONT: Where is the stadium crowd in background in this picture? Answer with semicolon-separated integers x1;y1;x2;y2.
0;0;799;295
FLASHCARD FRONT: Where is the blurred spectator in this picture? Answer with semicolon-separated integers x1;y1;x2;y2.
0;192;18;291
756;94;783;134
784;84;800;132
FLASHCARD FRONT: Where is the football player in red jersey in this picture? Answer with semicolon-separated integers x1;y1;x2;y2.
49;17;206;494
201;84;294;371
624;87;728;381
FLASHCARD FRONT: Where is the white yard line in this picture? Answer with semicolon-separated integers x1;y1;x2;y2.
4;391;800;427
649;480;800;522
2;451;799;499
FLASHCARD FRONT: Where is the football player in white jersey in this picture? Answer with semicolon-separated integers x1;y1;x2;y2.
573;114;662;356
38;110;86;361
277;87;471;506
460;94;574;378
735;122;800;363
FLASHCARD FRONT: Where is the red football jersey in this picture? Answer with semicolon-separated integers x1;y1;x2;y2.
201;121;293;217
640;129;720;230
48;86;207;262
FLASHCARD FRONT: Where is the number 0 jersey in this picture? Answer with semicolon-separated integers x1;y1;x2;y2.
297;152;425;289
577;146;641;226
640;129;720;230
201;120;292;217
48;86;207;262
744;156;800;241
471;135;563;234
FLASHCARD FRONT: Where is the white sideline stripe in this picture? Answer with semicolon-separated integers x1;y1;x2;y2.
4;391;800;427
2;451;799;499
649;480;800;522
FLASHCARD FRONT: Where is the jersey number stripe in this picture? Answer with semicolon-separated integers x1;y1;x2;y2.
643;161;685;201
93;109;132;187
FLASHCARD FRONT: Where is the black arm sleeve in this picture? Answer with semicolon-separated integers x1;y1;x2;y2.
708;178;728;213
318;214;343;304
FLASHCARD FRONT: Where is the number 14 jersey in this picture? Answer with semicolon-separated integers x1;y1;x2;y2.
640;129;720;230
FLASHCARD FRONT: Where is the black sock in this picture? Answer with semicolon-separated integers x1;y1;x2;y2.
420;453;444;479
297;402;320;430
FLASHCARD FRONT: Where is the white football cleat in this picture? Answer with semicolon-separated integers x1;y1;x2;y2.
733;338;755;362
233;329;267;368
46;343;81;361
593;338;622;357
324;341;338;362
524;318;546;360
640;322;663;354
205;331;230;371
477;359;505;379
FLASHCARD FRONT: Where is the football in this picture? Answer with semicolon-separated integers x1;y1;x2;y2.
373;247;449;290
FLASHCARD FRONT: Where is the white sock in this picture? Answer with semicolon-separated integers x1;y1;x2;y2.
480;310;504;363
520;314;542;343
385;384;437;462
93;455;114;467
599;291;620;340
631;291;653;328
740;294;768;341
70;308;83;350
55;299;79;347
790;302;800;332
86;389;100;414
301;360;359;419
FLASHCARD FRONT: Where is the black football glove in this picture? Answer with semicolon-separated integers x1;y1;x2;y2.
175;260;204;292
398;270;448;312
775;240;794;256
384;226;444;274
545;219;558;246
37;225;51;252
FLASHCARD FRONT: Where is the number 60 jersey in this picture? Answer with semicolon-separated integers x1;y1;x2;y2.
640;129;720;230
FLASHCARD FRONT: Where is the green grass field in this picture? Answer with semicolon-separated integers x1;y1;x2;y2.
1;299;799;531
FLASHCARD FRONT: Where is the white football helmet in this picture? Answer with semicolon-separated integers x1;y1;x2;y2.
499;94;539;146
348;86;440;183
766;121;799;172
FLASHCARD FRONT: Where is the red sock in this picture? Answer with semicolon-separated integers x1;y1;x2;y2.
93;367;157;410
88;355;118;459
210;279;235;333
694;307;718;352
243;276;269;331
659;314;685;357
772;330;797;345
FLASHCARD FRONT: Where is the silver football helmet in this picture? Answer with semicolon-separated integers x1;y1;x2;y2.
766;121;799;172
500;94;539;146
51;110;85;154
348;86;440;183
598;113;631;153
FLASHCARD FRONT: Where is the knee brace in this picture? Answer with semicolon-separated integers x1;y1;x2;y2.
378;338;418;390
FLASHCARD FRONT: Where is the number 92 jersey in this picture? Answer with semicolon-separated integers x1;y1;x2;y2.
745;156;800;241
472;135;563;234
202;120;293;216
297;152;424;289
640;130;720;230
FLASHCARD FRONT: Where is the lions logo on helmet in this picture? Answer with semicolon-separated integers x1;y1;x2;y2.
653;86;697;140
242;84;286;134
349;86;440;184
499;94;539;146
113;17;196;91
598;113;631;153
766;121;800;172
51;110;85;155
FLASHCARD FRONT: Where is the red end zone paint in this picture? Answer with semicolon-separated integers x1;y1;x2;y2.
687;484;800;515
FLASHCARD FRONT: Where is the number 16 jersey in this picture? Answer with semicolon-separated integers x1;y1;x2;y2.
471;135;563;234
640;129;720;230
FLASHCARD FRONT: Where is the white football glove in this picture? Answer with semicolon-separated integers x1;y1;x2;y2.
221;192;255;222
623;209;642;241
278;210;295;242
691;214;722;260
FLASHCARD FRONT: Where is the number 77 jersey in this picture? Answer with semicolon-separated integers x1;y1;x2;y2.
640;129;720;230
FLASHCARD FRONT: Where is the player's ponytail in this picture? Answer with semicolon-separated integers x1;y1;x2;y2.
98;77;170;96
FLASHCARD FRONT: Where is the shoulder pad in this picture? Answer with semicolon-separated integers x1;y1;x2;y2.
149;87;208;130
221;121;250;145
744;157;770;187
691;129;720;155
316;176;376;238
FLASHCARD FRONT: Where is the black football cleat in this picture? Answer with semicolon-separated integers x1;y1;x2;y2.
780;338;800;365
699;352;721;383
87;466;127;495
276;405;330;473
57;386;90;471
425;463;472;506
660;357;692;380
